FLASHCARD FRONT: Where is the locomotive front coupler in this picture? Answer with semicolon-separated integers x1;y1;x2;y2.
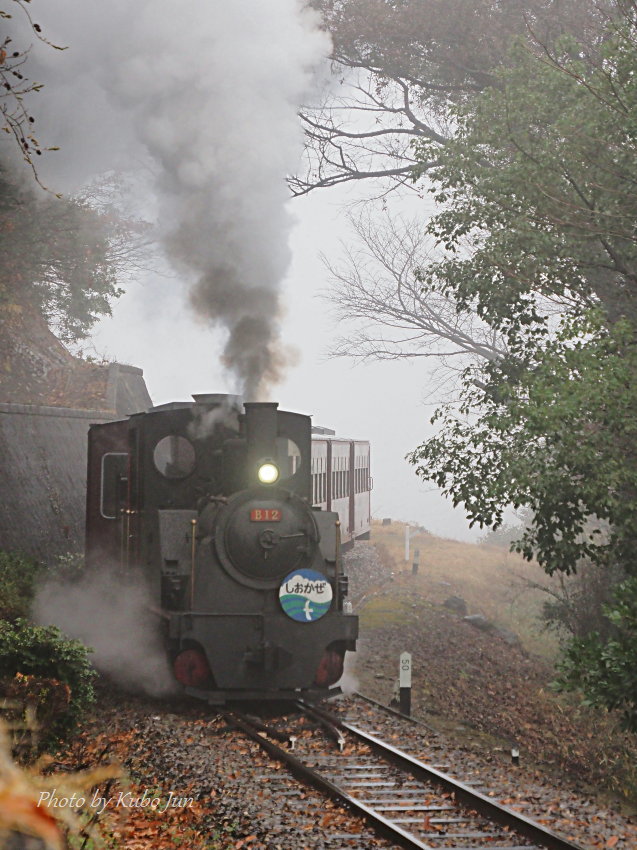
243;640;292;672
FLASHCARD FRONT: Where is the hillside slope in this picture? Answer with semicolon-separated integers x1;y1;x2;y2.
344;523;637;804
365;519;561;658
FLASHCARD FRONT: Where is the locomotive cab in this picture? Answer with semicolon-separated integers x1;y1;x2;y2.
86;394;358;702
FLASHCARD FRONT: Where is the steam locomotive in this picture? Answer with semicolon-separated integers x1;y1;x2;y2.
85;393;364;702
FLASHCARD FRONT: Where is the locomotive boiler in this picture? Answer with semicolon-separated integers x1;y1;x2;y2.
85;393;359;702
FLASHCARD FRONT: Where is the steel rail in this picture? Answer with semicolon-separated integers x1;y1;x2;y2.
300;702;346;751
344;724;589;850
300;700;587;850
231;710;291;743
353;690;439;732
223;711;437;849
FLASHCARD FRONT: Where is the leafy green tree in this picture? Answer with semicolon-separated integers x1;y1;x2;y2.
413;24;637;332
0;165;152;342
558;576;637;730
0;618;95;738
538;559;626;643
2;10;147;342
408;11;637;726
415;319;637;570
294;0;614;195
0;550;42;620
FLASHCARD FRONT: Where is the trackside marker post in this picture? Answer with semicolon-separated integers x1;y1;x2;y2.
399;651;412;716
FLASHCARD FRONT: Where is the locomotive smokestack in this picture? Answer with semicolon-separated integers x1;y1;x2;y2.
244;402;279;473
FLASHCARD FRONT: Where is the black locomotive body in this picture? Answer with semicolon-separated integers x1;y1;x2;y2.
86;393;358;702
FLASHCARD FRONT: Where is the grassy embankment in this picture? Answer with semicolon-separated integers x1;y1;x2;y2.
363;519;560;660
354;521;637;804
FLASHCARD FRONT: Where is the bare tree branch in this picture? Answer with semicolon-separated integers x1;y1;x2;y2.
294;0;616;199
1;0;65;188
322;211;509;372
289;68;448;197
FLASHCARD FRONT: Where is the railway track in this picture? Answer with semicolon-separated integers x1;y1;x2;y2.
224;695;587;850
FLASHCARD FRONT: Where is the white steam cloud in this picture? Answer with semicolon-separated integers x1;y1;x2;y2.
10;0;329;398
187;397;241;441
339;648;359;696
33;571;177;696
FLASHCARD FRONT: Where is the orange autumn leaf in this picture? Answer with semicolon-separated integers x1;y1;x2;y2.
0;722;120;850
606;838;619;848
0;784;62;849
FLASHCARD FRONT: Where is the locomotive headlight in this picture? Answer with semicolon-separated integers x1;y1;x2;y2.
257;460;279;484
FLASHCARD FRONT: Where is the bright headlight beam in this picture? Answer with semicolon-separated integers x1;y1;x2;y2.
257;462;279;484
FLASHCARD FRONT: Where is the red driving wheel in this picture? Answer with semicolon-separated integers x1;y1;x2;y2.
173;648;211;687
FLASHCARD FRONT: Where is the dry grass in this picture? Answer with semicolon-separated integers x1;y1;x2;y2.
357;523;637;802
370;520;561;660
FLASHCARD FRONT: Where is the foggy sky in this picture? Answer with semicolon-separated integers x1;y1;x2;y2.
8;1;479;540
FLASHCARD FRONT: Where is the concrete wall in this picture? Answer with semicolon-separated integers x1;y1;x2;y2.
0;363;152;564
